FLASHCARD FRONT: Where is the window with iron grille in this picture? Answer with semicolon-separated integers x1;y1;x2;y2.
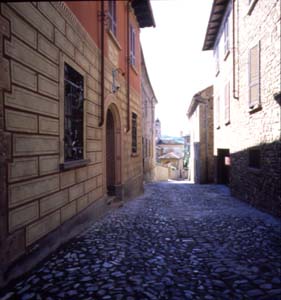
64;63;84;162
130;24;136;66
249;42;261;109
249;148;261;169
108;1;117;36
132;112;137;153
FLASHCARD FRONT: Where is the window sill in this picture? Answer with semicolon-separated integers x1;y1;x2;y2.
249;104;262;114
216;125;221;130
131;153;139;158
248;0;258;15
215;70;220;77
107;29;122;50
60;159;90;171
225;120;231;126
130;63;138;75
224;50;230;61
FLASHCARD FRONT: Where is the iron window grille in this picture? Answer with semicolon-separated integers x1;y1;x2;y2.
132;112;137;153
64;63;84;162
108;1;117;36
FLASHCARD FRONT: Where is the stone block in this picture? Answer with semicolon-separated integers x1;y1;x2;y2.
87;126;96;139
87;88;99;104
38;2;65;34
11;61;37;91
2;4;37;48
8;2;53;40
39;155;59;175
85;177;97;193
85;100;96;116
0;12;10;37
38;34;59;64
96;152;102;163
5;36;58;81
97;174;103;187
86;152;96;163
38;75;59;99
0;54;10;90
77;195;88;212
76;167;88;183
84;44;96;64
26;210;60;246
5;109;38;133
61;201;76;223
69;182;84;201
88;163;102;178
60;170;75;189
13;134;59;156
4;228;25;263
9;201;39;232
88;186;103;204
8;157;38;183
75;49;90;73
39;116;59;135
87;140;102;152
5;85;59;117
9;174;60;208
55;29;74;58
40;189;68;216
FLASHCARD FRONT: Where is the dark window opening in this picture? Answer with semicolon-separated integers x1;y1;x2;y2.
132;113;137;153
108;1;117;36
64;63;84;162
249;148;261;169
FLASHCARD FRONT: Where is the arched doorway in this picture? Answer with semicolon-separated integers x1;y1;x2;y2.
106;106;121;196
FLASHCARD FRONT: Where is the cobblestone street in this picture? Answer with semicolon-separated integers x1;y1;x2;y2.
1;181;280;300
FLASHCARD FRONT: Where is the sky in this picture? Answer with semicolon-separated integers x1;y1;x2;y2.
140;0;214;137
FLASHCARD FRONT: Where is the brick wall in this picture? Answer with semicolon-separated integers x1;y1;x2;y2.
0;1;144;286
212;0;281;216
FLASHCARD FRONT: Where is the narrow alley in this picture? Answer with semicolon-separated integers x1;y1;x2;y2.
1;182;280;300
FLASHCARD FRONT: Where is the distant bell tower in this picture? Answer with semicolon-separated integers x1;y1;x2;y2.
155;118;161;142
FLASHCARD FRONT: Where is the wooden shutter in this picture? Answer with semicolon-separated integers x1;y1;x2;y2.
224;82;230;124
249;42;260;108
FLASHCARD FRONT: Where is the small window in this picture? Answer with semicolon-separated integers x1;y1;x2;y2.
108;1;117;36
132;112;137;153
249;41;261;109
249;148;261;169
64;63;84;162
216;96;220;129
224;82;230;124
130;24;136;66
224;17;229;56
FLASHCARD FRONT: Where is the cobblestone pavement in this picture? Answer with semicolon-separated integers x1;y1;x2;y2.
1;181;281;300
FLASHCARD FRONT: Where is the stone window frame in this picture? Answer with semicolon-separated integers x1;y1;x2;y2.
214;43;220;76
129;23;136;67
224;81;230;125
59;53;90;171
223;15;230;60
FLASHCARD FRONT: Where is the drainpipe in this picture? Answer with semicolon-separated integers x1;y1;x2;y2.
99;0;105;127
232;0;239;99
126;1;130;132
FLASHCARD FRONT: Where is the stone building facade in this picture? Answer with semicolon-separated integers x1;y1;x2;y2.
187;86;214;184
203;0;280;216
0;1;155;287
141;48;157;182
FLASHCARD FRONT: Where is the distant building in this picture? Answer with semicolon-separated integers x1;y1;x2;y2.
141;48;157;182
203;0;280;216
187;86;214;183
155;118;161;142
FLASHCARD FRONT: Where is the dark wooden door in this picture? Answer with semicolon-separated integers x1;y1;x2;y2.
106;110;115;195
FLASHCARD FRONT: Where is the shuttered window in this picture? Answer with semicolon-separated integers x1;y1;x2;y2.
249;42;261;109
224;82;230;124
214;45;219;75
132;113;137;154
108;1;117;36
216;96;220;129
224;17;229;56
130;24;136;66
